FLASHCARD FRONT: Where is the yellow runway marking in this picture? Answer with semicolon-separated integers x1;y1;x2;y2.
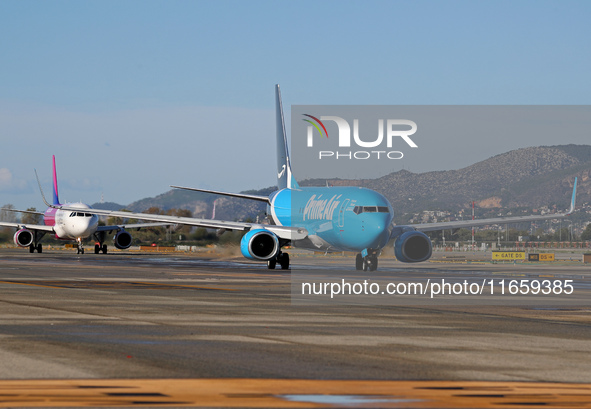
0;379;590;407
0;280;62;290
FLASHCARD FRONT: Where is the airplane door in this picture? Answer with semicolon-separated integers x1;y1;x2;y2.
338;199;350;228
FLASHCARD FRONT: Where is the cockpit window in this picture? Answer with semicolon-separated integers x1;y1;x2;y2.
353;206;390;215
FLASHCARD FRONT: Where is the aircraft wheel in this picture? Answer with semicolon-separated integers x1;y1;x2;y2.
355;254;363;270
267;258;277;269
102;245;107;254
37;244;42;254
94;244;100;254
362;258;369;271
278;253;290;270
29;245;35;253
370;255;378;271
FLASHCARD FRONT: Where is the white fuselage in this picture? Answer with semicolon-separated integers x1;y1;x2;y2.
44;203;99;240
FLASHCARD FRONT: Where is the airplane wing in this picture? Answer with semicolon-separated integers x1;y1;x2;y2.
0;221;54;232
45;206;308;241
97;222;178;232
407;177;578;233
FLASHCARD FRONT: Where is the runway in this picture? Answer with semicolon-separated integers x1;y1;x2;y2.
0;248;590;407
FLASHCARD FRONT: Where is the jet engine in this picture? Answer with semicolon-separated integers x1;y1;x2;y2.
113;230;133;250
14;228;34;247
240;229;280;261
393;231;432;263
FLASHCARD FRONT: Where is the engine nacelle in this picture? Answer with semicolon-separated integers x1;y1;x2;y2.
113;230;133;250
240;229;280;261
394;231;432;263
14;228;34;247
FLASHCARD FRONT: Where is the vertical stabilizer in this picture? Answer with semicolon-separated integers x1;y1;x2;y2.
275;84;299;190
567;177;577;214
52;155;60;205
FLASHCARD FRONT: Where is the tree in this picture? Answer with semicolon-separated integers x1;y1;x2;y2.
107;209;132;226
0;204;17;223
21;208;42;225
167;208;193;235
581;223;591;241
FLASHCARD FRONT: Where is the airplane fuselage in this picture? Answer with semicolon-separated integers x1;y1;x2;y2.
268;187;393;253
43;203;99;240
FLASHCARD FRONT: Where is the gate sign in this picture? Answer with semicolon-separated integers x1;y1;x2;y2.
540;253;555;261
493;251;526;260
528;253;555;261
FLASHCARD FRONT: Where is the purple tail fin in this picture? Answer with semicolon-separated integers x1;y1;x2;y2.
52;155;60;205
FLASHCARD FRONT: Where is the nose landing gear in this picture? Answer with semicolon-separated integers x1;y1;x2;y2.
356;250;379;271
76;238;84;254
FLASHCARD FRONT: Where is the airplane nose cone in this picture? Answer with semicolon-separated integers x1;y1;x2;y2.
71;218;97;238
349;213;392;250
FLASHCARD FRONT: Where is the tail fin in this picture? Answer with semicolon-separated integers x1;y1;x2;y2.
275;84;299;190
567;177;577;215
52;155;60;205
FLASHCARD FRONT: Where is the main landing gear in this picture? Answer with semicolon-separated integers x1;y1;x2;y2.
28;231;46;253
29;243;43;253
356;251;378;271
267;252;290;270
94;244;108;254
92;231;108;254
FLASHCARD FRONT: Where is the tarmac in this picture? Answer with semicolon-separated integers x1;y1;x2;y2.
0;247;590;407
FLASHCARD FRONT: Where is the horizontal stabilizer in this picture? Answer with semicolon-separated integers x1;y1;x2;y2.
170;185;270;203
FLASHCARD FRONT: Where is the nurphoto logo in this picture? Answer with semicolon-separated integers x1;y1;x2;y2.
303;114;418;160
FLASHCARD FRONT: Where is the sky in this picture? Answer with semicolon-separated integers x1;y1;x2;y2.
1;0;590;210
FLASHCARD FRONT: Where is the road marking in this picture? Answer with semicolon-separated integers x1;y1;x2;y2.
0;379;590;408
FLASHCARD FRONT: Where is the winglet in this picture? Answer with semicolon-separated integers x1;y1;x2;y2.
567;177;577;215
35;169;53;208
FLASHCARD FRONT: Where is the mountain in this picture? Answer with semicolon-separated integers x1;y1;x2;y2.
361;144;591;215
91;201;126;211
118;144;591;222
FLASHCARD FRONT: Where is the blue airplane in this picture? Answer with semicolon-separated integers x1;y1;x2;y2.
45;85;577;271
